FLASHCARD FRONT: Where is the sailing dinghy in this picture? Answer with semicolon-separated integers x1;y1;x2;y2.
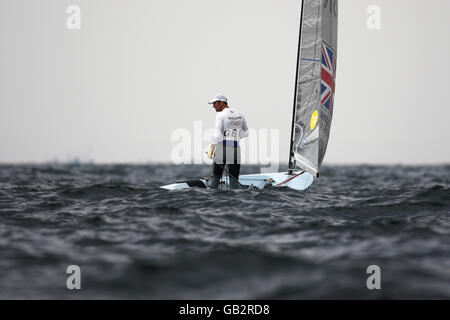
161;0;338;191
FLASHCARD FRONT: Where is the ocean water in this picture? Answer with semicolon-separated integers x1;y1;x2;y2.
0;164;449;299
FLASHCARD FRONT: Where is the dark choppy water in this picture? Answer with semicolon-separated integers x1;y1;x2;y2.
0;164;449;299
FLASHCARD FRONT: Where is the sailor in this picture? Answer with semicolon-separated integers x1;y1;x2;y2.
205;94;249;189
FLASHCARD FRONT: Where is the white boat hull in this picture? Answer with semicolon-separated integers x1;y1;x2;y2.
160;172;314;191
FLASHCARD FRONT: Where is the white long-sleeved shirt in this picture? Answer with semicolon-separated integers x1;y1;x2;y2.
212;108;248;145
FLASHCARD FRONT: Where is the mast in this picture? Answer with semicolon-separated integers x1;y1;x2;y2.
288;0;305;175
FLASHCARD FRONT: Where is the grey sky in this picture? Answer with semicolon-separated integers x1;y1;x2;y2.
0;0;449;164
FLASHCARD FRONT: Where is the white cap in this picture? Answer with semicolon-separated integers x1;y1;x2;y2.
208;94;228;104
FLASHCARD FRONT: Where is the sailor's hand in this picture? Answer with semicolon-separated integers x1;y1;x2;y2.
206;148;214;159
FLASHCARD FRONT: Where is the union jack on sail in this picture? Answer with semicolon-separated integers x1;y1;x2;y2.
320;42;336;115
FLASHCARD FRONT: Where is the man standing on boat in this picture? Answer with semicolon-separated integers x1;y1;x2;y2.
205;94;249;189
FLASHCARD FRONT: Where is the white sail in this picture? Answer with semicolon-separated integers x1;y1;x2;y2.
288;0;338;177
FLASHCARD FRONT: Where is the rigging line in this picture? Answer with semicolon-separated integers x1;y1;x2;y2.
301;58;321;62
274;171;305;188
